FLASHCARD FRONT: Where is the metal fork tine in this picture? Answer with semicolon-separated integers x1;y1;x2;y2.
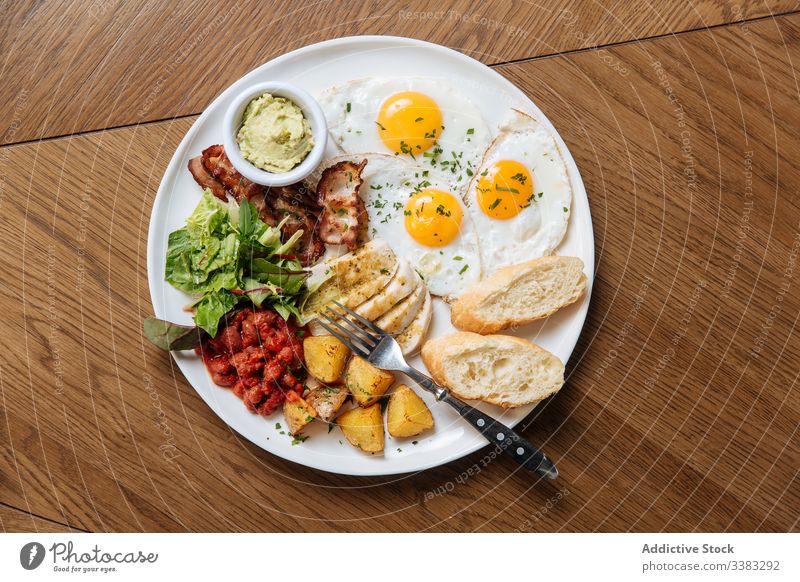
315;318;368;359
324;306;378;347
331;300;384;336
319;310;376;351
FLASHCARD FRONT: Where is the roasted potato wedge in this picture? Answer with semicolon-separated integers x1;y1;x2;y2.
283;394;317;435
336;403;384;453
345;356;394;406
305;384;349;423
387;384;435;437
304;335;350;383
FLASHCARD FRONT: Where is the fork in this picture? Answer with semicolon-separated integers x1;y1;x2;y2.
317;300;559;480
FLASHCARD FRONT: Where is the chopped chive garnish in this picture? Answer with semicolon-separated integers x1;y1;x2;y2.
495;186;519;194
291;434;309;445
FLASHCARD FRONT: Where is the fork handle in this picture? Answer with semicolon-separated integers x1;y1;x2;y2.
403;367;558;479
441;393;559;479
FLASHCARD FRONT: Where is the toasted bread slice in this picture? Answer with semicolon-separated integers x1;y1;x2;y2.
355;259;418;321
450;256;586;334
396;289;432;355
421;332;564;408
375;272;425;333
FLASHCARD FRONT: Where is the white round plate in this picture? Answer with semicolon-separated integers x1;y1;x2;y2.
147;36;594;476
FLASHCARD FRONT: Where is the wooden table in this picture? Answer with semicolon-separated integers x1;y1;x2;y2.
1;0;798;533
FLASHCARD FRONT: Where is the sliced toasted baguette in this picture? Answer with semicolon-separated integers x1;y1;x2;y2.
420;332;564;408
450;256;586;334
396;289;432;355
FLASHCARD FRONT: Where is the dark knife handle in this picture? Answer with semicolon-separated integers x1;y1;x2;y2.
402;366;558;479
441;393;559;479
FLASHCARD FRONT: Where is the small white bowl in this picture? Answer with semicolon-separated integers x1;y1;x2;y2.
222;82;327;187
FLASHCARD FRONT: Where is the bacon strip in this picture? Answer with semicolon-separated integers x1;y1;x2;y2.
201;145;265;202
186;144;324;265
316;159;367;250
187;156;227;200
270;187;325;266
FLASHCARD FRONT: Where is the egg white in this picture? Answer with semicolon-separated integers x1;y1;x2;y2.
464;110;572;275
318;78;491;192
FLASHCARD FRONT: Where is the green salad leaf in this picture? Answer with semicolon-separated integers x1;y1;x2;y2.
143;316;204;351
193;291;239;336
157;188;309;339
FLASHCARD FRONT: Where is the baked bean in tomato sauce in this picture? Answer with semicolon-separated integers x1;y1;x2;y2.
196;307;305;416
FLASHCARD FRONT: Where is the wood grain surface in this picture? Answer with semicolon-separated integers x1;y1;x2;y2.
0;3;798;532
1;0;798;144
0;505;79;533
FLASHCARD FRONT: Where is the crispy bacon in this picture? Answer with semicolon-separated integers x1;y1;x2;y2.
269;187;325;266
201;145;265;202
187;145;273;221
186;144;324;265
316;159;367;250
187;156;227;200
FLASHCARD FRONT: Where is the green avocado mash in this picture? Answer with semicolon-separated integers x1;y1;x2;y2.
237;93;314;173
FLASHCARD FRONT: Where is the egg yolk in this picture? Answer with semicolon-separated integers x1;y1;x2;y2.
404;189;462;247
377;92;443;156
475;160;534;219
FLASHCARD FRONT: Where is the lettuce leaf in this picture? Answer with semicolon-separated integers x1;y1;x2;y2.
186;188;228;238
193;291;239;337
164;229;196;292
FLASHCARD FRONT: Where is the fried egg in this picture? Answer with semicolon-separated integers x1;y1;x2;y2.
321;154;482;299
465;110;572;275
318;78;491;190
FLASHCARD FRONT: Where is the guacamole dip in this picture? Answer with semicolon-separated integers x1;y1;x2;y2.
237;93;314;173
